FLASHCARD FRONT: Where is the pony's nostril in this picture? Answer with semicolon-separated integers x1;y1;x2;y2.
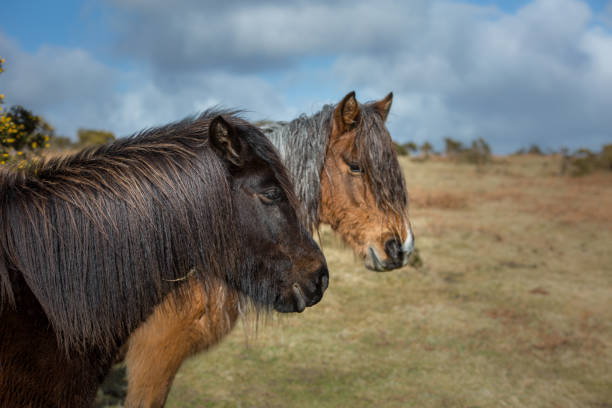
384;239;403;261
320;271;329;293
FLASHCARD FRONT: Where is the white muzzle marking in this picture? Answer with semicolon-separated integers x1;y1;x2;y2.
401;225;414;265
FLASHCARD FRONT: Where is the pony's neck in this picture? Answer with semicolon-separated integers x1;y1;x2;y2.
260;105;333;230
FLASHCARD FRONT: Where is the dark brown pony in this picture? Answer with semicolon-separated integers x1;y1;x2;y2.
0;110;328;408
120;92;412;408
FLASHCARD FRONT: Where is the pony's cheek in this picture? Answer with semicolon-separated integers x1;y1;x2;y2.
252;253;292;284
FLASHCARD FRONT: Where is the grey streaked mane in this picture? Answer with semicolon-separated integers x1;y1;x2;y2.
260;105;334;229
260;101;408;230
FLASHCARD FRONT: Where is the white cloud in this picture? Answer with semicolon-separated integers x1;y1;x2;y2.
0;32;290;138
108;0;431;73
106;71;291;136
329;0;612;151
2;0;611;152
0;33;119;135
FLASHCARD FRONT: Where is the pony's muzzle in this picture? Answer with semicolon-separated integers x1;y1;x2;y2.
275;265;329;313
366;228;415;271
401;228;415;263
292;283;307;313
385;230;415;266
310;265;329;303
299;265;329;308
384;238;403;263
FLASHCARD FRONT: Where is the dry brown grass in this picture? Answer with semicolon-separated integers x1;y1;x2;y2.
410;189;469;210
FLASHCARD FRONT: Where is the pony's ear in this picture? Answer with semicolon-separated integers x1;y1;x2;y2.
209;115;244;167
374;92;393;122
333;91;360;134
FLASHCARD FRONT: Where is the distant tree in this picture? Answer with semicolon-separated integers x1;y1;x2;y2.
77;129;115;146
403;142;418;155
600;144;612;171
462;137;491;166
569;148;597;176
393;141;408;156
527;144;543;155
575;148;594;157
444;137;464;156
557;145;612;177
474;138;490;155
51;135;75;150
420;141;433;158
513;147;526;155
393;141;419;156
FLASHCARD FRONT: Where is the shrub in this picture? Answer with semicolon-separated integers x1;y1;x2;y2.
393;141;408;156
393;141;419;157
528;144;543;155
51;136;75;150
513;148;527;155
599;144;612;171
444;137;463;157
403;142;418;155
565;146;612;177
458;138;490;165
0;58;53;164
443;137;492;165
420;142;433;158
569;149;597;177
0;105;53;164
77;129;115;146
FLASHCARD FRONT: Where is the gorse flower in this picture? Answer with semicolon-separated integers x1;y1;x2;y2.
0;57;54;164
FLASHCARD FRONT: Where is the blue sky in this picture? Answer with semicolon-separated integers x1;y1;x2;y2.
1;0;611;153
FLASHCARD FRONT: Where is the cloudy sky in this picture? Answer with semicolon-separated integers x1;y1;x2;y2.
1;0;611;153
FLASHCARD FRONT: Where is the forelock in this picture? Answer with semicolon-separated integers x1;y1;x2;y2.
355;102;408;216
235;120;305;226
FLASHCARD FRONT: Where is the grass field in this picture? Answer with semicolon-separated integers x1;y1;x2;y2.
98;155;612;407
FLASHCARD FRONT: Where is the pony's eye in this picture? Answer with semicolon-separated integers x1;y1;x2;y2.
348;163;363;174
259;187;283;204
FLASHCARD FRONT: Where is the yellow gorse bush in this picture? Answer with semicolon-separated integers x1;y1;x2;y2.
0;57;53;163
